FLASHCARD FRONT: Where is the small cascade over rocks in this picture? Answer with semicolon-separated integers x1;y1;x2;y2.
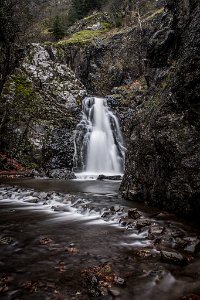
73;97;125;179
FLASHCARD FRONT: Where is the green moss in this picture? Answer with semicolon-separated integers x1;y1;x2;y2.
101;22;112;29
13;75;33;97
76;96;82;107
83;12;102;21
44;41;54;46
114;15;123;28
57;29;105;45
9;74;46;119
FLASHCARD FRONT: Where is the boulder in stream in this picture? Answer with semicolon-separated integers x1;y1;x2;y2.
46;168;76;180
160;250;189;266
97;175;122;181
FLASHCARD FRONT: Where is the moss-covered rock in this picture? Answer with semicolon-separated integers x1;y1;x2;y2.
58;29;106;45
0;43;87;170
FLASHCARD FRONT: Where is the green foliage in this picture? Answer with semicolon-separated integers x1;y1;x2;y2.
67;0;105;26
101;22;112;29
114;14;123;28
52;16;65;40
58;29;104;45
0;0;30;94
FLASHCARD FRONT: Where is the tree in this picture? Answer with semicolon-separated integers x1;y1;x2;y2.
0;0;30;149
52;16;65;40
0;0;30;94
67;0;103;25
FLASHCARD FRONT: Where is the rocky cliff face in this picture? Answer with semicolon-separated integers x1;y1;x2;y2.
120;0;200;220
56;7;164;95
1;0;199;221
0;1;165;173
0;43;86;171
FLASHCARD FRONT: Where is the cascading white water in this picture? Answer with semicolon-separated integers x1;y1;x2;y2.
73;97;125;178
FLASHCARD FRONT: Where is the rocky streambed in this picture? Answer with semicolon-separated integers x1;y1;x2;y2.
0;179;200;300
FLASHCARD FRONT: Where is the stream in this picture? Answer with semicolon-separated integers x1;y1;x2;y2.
0;178;200;300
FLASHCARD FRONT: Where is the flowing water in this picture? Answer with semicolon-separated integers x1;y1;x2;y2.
1;97;200;299
73;97;125;178
1;178;200;300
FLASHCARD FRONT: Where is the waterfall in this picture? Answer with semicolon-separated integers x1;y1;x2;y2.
73;97;125;178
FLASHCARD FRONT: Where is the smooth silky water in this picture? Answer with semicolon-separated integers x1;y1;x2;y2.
73;97;126;179
1;177;200;300
0;98;200;299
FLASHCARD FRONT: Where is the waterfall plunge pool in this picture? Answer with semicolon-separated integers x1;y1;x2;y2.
1;97;200;299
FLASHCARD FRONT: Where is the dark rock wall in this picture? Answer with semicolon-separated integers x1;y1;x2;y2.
120;0;200;220
57;29;143;95
42;125;76;170
57;10;164;95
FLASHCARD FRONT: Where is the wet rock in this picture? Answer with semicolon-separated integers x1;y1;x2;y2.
184;239;200;254
119;216;135;227
0;284;8;293
149;224;164;236
51;205;68;212
108;287;121;297
160;250;188;266
21;280;43;292
154;236;176;250
0;276;14;284
0;236;15;245
71;199;84;207
88;287;102;297
101;211;113;219
128;208;141;219
24;197;39;203
47;168;76;180
99;286;108;296
135;249;153;258
97;175;122;181
39;237;53;245
136;219;151;229
66;246;79;255
169;226;186;238
38;192;48;200
32;191;40;197
174;237;188;249
28;169;40;177
114;276;125;286
28;169;46;178
110;205;123;213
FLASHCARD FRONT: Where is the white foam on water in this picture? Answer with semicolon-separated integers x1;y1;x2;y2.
74;172;123;181
73;97;126;176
